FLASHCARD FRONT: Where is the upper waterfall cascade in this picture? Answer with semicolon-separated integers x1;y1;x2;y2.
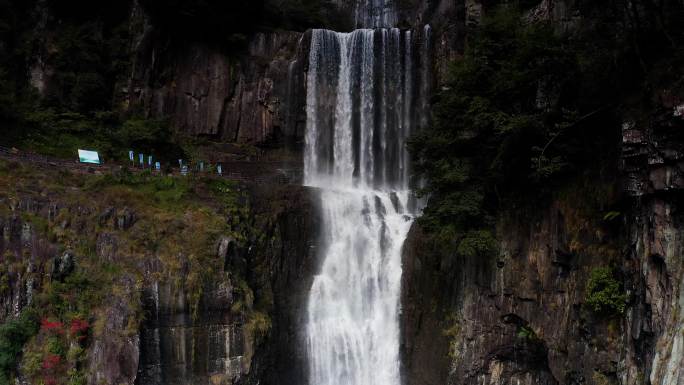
354;0;397;29
304;25;430;385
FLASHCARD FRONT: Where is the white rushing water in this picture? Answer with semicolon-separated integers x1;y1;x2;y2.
304;28;429;385
354;0;397;29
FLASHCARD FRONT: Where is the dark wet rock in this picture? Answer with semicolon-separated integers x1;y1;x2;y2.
51;250;75;281
97;233;119;263
115;208;137;230
402;92;684;385
217;235;236;261
88;276;141;385
99;207;116;226
124;29;308;147
621;104;684;196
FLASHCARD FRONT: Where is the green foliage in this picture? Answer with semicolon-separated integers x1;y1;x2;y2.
67;368;86;385
603;211;621;221
413;5;580;248
0;0;174;159
0;311;39;385
207;178;254;240
39;271;100;321
245;311;272;340
41;0;132;112
456;230;498;258
47;337;66;356
117;118;172;147
585;267;627;316
20;213;49;235
516;325;538;341
208;179;240;207
18;108;180;161
85;169;193;211
410;6;580;216
409;0;684;245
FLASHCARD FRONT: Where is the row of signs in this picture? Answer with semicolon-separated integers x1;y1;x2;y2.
129;150;223;175
79;149;224;176
129;151;161;170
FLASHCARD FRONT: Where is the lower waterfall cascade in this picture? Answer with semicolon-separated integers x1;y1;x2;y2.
304;26;430;385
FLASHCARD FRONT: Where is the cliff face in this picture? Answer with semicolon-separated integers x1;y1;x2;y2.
134;185;320;385
8;1;684;385
120;0;462;148
0;161;320;385
22;0;462;149
124;24;308;146
401;94;684;385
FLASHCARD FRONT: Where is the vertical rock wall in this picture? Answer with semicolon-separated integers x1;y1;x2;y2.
401;89;684;385
125;26;308;146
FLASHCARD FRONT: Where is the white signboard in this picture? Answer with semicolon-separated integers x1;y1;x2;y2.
78;150;101;165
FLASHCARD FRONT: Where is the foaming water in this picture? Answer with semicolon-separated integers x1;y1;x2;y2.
304;27;429;385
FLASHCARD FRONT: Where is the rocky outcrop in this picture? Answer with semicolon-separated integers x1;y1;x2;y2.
621;97;684;196
0;166;321;385
620;91;684;385
403;197;626;385
134;184;321;385
124;7;308;147
242;185;321;385
121;0;465;146
135;278;244;385
402;91;684;385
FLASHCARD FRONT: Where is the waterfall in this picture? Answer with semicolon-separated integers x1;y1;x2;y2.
304;27;428;385
354;0;397;29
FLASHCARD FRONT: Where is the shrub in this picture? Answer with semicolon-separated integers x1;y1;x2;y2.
69;318;89;339
585;267;627;316
456;230;498;258
0;311;39;385
40;319;65;334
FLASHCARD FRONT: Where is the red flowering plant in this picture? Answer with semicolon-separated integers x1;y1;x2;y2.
69;318;89;342
42;354;61;370
41;353;62;385
40;318;65;335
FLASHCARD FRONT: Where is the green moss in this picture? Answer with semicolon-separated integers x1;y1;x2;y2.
585;267;627;316
20;213;49;235
443;313;462;359
245;311;272;340
592;371;617;385
67;368;86;385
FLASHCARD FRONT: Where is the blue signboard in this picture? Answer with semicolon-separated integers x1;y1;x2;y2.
139;153;144;166
129;151;134;161
155;162;161;171
78;150;101;165
217;164;222;175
